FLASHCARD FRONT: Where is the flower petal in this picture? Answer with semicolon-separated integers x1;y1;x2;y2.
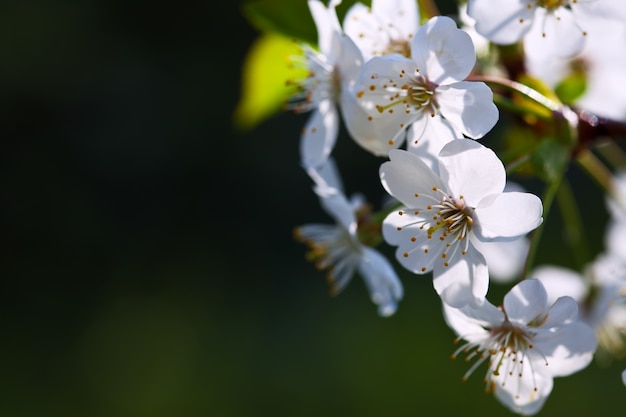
437;139;505;208
524;7;586;60
300;99;339;170
342;89;407;156
492;360;553;416
433;243;489;308
379;149;445;207
474;191;543;240
308;0;341;55
407;113;461;171
442;300;503;344
436;81;499;139
531;265;588;305
371;0;419;42
471;235;529;283
358;247;404;317
467;0;535;45
541;295;579;328
410;16;476;85
533;322;597;377
503;279;548;325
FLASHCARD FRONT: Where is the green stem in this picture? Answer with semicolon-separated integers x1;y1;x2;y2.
593;137;626;171
576;147;614;197
468;74;562;112
492;94;552;121
556;177;589;270
522;175;563;280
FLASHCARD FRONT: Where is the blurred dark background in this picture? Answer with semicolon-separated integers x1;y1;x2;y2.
0;1;623;416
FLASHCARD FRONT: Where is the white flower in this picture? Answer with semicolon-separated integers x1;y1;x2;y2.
467;0;596;60
532;258;626;360
444;279;597;416
343;0;419;61
288;0;363;170
352;16;498;163
295;158;403;316
525;9;626;122
380;140;543;308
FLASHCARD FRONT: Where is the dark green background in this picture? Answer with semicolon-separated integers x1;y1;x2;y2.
1;1;623;416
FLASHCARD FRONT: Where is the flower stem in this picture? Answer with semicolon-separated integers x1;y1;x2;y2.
576;147;614;197
593;137;626;171
522;174;563;280
556;177;589;270
467;74;561;112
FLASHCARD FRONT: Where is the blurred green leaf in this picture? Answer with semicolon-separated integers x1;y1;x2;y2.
233;32;306;131
241;0;372;44
242;0;318;44
555;67;587;105
531;139;570;182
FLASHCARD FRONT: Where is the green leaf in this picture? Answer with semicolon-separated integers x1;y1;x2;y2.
531;139;570;182
241;0;372;44
241;0;318;44
555;68;587;105
233;32;306;131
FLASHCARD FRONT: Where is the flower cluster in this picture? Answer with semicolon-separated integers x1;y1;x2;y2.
240;0;626;414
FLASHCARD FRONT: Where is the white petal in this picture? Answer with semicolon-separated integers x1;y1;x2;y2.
492;360;553;416
336;34;364;86
300;100;339;170
474;191;543;240
308;0;341;55
317;187;357;235
342;89;407;156
531;265;588;305
442;300;502;344
542;296;579;328
433;244;489;308
406;113;460;171
468;0;535;44
471;235;529;283
524;7;587;60
372;0;419;41
437;140;505;208
358;247;404;317
533;322;597;377
411;16;476;85
436;81;499;139
382;210;446;274
307;156;344;192
379;149;445;207
622;369;626;386
503;279;548;325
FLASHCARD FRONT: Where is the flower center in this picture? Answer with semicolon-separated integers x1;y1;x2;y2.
451;317;550;401
372;71;438;117
535;0;570;12
285;45;339;114
428;196;474;241
384;39;411;58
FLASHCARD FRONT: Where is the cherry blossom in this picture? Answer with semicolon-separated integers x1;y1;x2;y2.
444;279;597;415
351;15;498;163
295;158;403;316
379;140;543;308
343;0;419;61
288;0;363;170
467;0;597;60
